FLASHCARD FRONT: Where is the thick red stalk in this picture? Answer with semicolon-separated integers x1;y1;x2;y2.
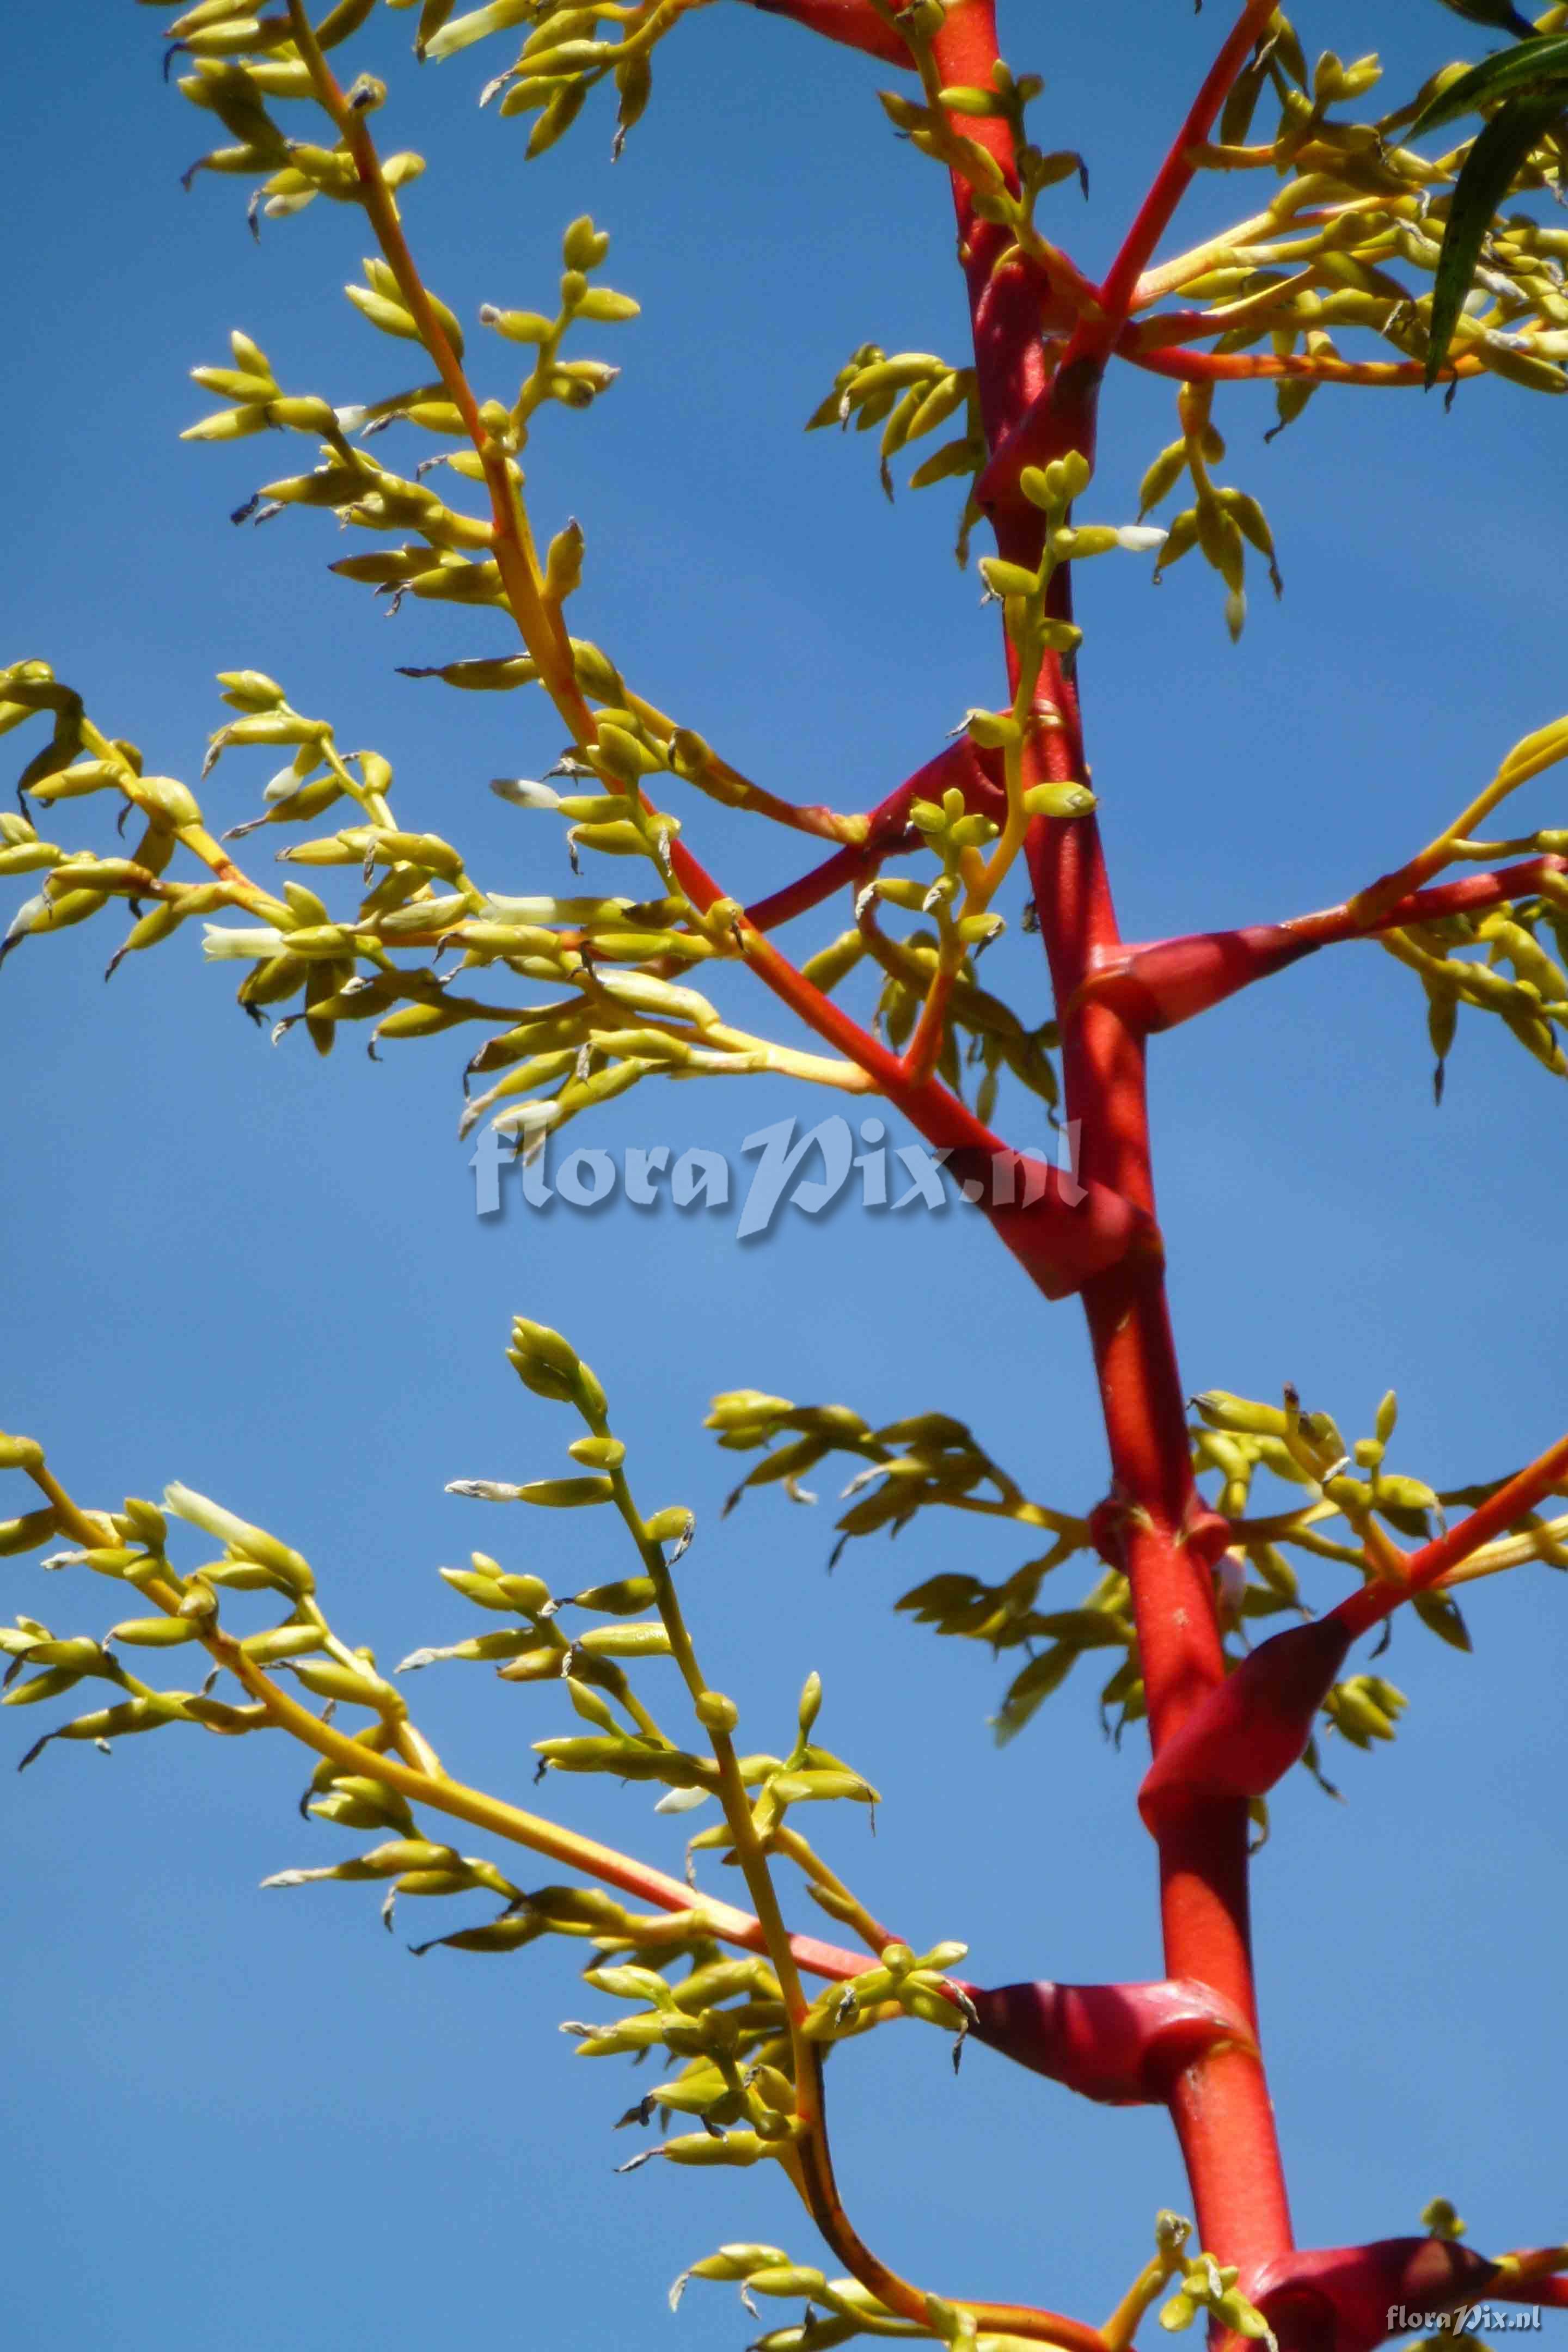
928;0;1296;2280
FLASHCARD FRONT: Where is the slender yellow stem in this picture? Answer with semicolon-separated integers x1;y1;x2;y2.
1131;194;1403;307
284;1;593;739
1349;715;1568;924
902;584;1052;1086
21;1457;866;1977
599;1454;1088;2346
302;1599;443;1775
1435;1510;1568;1584
281;0;917;1122
1100;2250;1182;2352
603;1461;810;2021
770;1825;893;1959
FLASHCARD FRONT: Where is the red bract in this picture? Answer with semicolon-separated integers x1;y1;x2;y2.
1250;2239;1500;2352
962;1977;1254;2105
1137;1617;1355;1828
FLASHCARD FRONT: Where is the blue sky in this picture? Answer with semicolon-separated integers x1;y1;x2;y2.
2;5;1565;2349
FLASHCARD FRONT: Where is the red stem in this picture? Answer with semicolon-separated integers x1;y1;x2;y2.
1079;857;1568;1034
744;836;895;935
1093;0;1278;331
743;739;1006;934
977;0;1276;504
973;350;1105;539
666;831;1154;1300
929;0;1295;2278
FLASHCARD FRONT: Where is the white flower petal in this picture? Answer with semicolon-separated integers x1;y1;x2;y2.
654;1787;710;1815
490;777;561;811
492;1101;564;1136
201;924;288;960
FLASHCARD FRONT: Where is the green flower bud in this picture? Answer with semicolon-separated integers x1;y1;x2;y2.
0;1508;59;1557
576;1622;674;1657
574;286;640;324
1190;1391;1288;1440
479;305;554;344
562;215;611;271
661;2129;765;2167
745;2265;829;2299
1021;781;1096;819
507;1317;586;1402
107;1613;201;1649
770;1767;878;1804
514;1477;615;1509
978;556;1042;600
568;1577;657;1615
287;1657;402;1712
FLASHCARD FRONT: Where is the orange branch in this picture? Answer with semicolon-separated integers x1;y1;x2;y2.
1128;344;1485;389
1331;1430;1568;1643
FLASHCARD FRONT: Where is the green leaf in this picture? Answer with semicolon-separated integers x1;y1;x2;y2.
1430;2;1542;44
992;1642;1076;1744
1410;34;1568;138
1424;94;1568;384
1413;1588;1473;1651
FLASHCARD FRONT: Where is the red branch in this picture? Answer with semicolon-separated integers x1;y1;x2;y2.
744;739;1006;934
1133;1429;1568;1836
1331;1427;1568;1643
745;837;899;936
1093;0;1278;332
1077;857;1568;1034
977;0;1275;506
666;831;1154;1301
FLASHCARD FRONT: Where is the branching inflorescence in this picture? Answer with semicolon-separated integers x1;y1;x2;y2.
4;2;1568;2348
